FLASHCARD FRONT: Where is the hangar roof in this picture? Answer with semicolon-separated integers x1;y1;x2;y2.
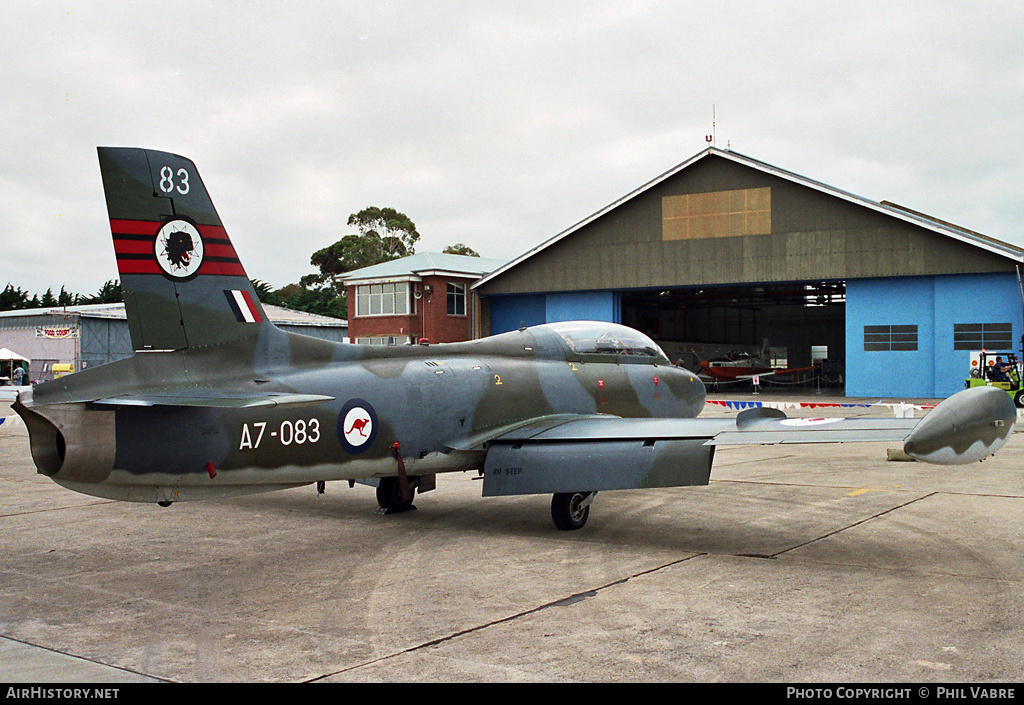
475;147;1024;291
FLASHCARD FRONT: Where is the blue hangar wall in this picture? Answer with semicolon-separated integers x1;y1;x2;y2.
487;273;1023;399
846;272;1023;398
489;291;620;334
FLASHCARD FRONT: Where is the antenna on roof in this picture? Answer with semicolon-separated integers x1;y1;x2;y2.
705;104;716;148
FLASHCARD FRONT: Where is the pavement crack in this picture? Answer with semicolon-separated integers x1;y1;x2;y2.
305;553;704;682
774;492;939;558
0;501;116;519
0;634;173;683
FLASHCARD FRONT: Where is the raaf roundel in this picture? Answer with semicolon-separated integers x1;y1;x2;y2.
11;148;1017;530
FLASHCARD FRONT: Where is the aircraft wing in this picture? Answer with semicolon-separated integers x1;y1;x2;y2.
707;412;916;444
92;390;334;409
735;364;818;380
481;386;1015;497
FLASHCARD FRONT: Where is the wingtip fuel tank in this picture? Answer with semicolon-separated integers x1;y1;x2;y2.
903;386;1016;465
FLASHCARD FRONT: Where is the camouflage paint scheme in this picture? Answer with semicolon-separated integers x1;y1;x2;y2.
12;148;1017;529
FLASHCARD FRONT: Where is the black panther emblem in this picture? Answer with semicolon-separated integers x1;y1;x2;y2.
163;229;195;270
154;219;204;280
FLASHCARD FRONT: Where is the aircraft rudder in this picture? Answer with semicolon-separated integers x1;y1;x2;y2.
97;147;271;351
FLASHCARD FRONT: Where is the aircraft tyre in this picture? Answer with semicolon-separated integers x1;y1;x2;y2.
376;476;415;513
551;491;592;531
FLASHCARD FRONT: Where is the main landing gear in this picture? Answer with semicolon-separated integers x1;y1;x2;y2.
375;476;416;514
550;491;597;531
372;476;598;530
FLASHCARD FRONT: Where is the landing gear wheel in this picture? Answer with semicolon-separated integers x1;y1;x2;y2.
551;491;593;531
376;476;415;514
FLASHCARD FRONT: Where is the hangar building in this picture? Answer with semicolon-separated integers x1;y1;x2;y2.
0;302;347;384
474;147;1024;399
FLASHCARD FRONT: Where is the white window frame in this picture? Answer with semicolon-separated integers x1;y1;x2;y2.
355;282;412;317
355;335;412;346
447;282;467;316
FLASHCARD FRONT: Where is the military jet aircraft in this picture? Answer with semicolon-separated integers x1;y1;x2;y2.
12;148;1017;530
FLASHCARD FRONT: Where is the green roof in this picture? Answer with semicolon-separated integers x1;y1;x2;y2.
337;252;507;282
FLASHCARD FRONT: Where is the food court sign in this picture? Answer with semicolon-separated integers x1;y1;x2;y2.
36;327;79;339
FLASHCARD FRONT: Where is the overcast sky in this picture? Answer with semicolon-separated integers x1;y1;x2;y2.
3;1;1023;296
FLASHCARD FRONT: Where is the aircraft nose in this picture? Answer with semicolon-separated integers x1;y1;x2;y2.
662;364;705;411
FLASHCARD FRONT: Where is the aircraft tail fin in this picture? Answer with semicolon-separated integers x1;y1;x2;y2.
98;147;270;352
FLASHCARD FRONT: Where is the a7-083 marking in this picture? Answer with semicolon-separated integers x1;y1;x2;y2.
239;419;321;450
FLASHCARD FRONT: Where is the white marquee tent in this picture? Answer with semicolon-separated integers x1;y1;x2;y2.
0;347;30;385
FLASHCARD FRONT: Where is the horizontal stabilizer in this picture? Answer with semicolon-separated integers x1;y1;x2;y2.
93;390;334;409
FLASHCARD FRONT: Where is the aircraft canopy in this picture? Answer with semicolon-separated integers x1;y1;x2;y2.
547;321;669;362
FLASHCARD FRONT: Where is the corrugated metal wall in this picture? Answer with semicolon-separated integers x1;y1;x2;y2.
0;312;348;382
0;313;79;382
847;272;1024;398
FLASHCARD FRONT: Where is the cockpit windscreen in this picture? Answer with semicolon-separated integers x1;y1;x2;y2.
547;321;670;362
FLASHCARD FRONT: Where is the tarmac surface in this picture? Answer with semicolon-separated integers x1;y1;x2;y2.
1;389;1023;683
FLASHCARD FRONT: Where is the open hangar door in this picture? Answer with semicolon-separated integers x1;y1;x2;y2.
621;281;847;391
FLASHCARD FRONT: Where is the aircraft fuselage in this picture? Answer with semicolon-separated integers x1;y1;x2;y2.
16;322;705;503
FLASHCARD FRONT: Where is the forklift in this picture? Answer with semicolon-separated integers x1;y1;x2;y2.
966;350;1024;407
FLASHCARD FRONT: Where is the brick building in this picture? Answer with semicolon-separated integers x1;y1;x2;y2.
338;252;505;345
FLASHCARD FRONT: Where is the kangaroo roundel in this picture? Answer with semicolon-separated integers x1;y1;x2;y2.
338;399;378;454
155;218;204;280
